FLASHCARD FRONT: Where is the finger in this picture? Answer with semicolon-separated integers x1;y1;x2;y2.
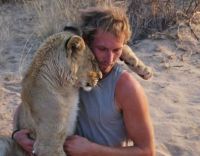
21;132;35;144
24;146;33;153
64;139;72;145
67;135;76;140
27;138;35;144
20;144;34;153
72;135;80;138
20;129;31;134
19;141;34;153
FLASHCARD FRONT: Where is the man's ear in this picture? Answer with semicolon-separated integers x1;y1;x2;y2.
65;35;85;58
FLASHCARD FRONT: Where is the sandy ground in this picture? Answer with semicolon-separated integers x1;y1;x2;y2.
0;2;200;156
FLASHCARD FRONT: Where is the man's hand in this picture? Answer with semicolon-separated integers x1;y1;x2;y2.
64;135;94;156
13;129;34;155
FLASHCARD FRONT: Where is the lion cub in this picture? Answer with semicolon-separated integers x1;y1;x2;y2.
0;31;102;156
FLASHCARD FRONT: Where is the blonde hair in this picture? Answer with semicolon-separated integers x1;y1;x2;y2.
80;6;131;44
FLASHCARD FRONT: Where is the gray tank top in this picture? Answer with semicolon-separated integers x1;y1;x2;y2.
76;63;127;147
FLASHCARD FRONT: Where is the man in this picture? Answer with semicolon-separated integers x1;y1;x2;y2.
13;6;155;156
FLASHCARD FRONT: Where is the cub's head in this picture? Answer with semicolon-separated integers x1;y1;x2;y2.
66;35;102;91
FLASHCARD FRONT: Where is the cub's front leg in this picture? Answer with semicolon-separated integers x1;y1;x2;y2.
32;111;67;156
121;45;153;80
29;92;68;156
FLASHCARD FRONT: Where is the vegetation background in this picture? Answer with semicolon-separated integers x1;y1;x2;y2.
0;0;200;156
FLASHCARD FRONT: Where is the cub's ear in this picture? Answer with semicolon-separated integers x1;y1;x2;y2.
66;35;85;58
63;26;82;36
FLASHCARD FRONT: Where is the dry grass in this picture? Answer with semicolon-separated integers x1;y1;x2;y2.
3;0;199;42
0;0;25;4
127;0;200;41
0;10;11;66
1;0;200;42
22;0;126;40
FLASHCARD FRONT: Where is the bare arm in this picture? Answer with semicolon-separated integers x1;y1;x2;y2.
114;71;155;155
64;71;155;156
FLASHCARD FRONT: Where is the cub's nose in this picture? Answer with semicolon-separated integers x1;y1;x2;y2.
86;82;91;87
98;72;103;79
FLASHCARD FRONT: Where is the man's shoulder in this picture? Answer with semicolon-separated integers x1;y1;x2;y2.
116;71;148;111
117;71;141;90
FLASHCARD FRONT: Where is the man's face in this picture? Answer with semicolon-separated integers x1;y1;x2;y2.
90;30;125;75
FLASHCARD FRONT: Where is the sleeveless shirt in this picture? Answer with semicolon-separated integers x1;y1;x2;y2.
75;63;127;147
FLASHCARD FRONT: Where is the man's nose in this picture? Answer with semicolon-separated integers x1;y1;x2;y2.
105;50;113;63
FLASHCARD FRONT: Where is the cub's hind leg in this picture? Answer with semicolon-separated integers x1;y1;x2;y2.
121;45;153;80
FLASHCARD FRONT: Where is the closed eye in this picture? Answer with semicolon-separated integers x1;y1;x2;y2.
98;47;107;52
113;48;122;54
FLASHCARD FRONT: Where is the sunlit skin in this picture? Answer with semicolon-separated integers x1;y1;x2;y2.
90;29;125;76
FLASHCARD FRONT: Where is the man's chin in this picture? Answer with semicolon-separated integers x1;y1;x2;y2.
100;66;113;75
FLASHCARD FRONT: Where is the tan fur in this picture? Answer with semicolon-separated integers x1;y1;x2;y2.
0;31;102;156
121;45;153;80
